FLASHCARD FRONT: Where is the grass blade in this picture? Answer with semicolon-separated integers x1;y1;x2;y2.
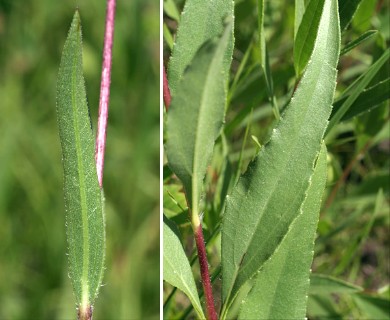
309;274;363;294
326;48;390;136
258;0;279;119
239;144;328;320
221;0;340;310
331;78;390;121
56;11;105;315
340;30;377;55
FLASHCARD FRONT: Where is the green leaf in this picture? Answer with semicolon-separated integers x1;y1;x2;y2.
294;0;306;39
166;21;233;220
163;216;206;320
221;0;340;310
56;11;105;310
340;30;377;55
168;0;234;95
331;78;390;121
326;48;390;135
239;144;328;320
309;274;363;294
307;295;341;318
163;23;174;51
338;0;363;31
351;0;376;33
353;294;390;319
163;0;181;22
294;0;326;77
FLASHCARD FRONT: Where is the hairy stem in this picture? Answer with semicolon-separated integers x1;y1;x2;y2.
78;305;93;320
163;65;171;110
193;223;218;320
95;0;116;187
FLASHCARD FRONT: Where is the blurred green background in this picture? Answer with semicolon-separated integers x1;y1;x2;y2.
0;0;159;319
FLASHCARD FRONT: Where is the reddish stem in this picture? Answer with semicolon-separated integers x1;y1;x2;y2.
163;65;171;110
78;305;93;320
194;224;218;320
95;0;116;187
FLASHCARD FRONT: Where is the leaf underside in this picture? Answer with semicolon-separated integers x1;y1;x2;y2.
56;11;105;308
222;0;340;309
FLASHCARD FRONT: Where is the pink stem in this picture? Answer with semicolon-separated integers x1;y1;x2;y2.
163;65;171;110
194;224;218;320
95;0;116;187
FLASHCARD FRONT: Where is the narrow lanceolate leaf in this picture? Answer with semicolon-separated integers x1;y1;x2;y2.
294;0;306;39
294;0;325;77
166;21;233;221
163;217;206;320
331;78;390;121
239;144;328;320
338;0;363;31
56;11;105;312
326;48;390;136
309;274;363;295
340;30;377;56
168;0;234;95
221;0;340;310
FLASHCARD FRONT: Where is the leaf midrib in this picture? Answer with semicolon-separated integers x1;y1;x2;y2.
71;29;90;305
192;41;224;218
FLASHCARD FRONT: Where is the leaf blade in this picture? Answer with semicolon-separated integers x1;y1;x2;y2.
163;217;206;320
166;21;233;219
309;274;363;294
239;144;328;320
168;0;234;95
294;0;326;77
56;11;105;309
338;0;363;31
222;0;340;308
326;48;390;135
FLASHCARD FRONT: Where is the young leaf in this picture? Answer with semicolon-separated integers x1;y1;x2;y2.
166;21;233;221
163;217;206;320
239;144;328;320
340;30;377;56
56;11;105;313
294;0;326;77
221;0;340;310
167;0;234;95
